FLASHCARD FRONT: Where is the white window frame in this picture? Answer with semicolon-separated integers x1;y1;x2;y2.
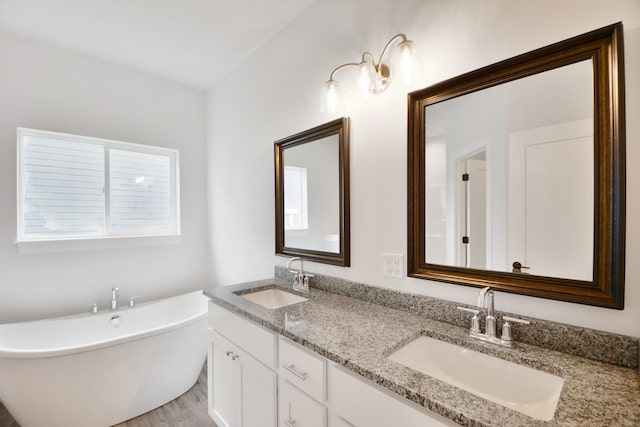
16;128;181;253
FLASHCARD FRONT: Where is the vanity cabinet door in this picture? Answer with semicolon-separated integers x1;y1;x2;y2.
240;346;277;427
278;378;326;427
209;331;239;427
209;330;277;427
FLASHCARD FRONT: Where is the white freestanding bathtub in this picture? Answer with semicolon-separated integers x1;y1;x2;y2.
0;290;208;427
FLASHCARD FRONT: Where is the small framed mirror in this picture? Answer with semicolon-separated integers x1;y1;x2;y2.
408;23;625;308
275;118;350;266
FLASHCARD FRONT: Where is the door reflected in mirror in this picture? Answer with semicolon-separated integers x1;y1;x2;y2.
275;118;350;266
408;23;625;308
424;60;594;281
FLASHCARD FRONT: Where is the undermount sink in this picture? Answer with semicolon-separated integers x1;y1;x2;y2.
236;288;308;309
387;335;564;421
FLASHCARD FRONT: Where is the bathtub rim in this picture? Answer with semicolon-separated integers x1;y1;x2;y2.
0;290;207;359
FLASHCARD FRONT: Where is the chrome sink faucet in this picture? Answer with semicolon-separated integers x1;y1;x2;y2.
457;286;530;348
287;257;314;292
477;287;496;338
111;287;119;311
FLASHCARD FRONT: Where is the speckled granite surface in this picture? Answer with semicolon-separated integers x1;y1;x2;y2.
205;278;640;427
274;266;639;369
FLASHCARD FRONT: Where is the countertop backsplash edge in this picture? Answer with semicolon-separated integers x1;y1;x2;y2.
274;265;639;369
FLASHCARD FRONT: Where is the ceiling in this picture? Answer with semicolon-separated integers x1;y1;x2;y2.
0;0;316;89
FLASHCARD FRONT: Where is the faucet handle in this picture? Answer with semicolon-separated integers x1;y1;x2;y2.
302;274;314;289
503;315;530;325
500;316;531;342
89;303;99;314
457;306;481;333
129;296;142;308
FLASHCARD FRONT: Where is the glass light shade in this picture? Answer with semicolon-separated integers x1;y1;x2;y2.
321;79;344;114
396;39;423;86
357;61;376;97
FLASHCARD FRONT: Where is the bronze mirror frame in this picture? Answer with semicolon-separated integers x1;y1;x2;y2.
275;117;350;266
408;23;625;308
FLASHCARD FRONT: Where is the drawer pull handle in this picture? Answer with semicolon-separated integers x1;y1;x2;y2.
284;419;296;427
283;364;307;380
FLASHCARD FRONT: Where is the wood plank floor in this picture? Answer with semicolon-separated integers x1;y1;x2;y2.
0;364;217;427
0;401;19;427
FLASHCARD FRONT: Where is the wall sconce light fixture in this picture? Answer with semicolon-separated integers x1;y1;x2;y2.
322;33;422;114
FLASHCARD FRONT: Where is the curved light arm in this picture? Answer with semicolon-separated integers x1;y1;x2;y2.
328;35;408;80
361;51;376;64
328;51;378;81
329;62;360;81
377;33;408;67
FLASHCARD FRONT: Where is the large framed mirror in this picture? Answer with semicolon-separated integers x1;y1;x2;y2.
408;23;625;308
275;118;350;266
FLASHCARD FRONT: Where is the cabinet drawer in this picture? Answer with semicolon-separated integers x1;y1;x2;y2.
279;378;326;427
279;336;326;402
209;302;276;369
329;364;457;427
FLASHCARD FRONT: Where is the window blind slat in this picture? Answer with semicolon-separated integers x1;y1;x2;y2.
22;136;105;238
109;149;171;233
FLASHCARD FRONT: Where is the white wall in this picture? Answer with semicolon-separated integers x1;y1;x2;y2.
0;32;209;322
206;0;640;337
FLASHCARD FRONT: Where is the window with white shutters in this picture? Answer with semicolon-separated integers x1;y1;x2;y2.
283;165;308;230
17;128;179;243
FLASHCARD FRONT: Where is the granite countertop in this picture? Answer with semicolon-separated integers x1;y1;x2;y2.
205;279;640;427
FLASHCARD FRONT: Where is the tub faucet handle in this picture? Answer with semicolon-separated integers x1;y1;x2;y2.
111;287;120;311
129;296;142;308
89;303;99;314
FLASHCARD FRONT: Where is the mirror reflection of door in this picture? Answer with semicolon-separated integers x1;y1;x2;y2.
411;23;624;308
508;119;593;280
423;59;593;280
457;154;486;269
